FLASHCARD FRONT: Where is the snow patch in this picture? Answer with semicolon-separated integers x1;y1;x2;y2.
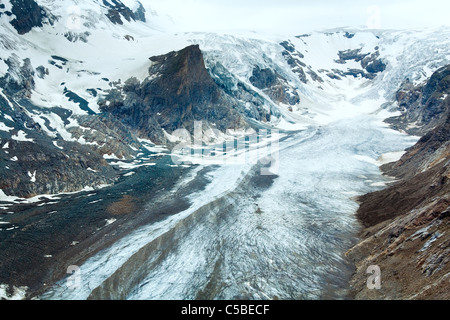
109;160;156;170
53;141;64;149
103;153;121;160
0;59;8;77
377;151;406;166
28;171;37;183
0;90;14;109
0;284;28;300
0;122;13;132
12;130;34;142
420;232;443;252
105;218;117;226
88;199;103;204
353;154;378;166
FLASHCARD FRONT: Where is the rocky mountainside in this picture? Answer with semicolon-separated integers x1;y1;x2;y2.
385;64;450;136
0;57;119;198
1;0;55;35
347;65;450;300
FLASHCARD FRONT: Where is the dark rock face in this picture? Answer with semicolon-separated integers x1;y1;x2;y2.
249;65;300;106
326;72;341;80
100;45;247;144
386;65;450;136
335;48;369;64
0;100;118;198
348;65;450;300
69;113;142;160
280;41;308;84
333;48;386;80
382;115;450;181
9;0;44;34
279;41;296;53
0;138;116;198
8;0;55;35
307;68;323;83
103;0;146;25
364;58;386;74
63;87;96;115
344;32;355;39
35;65;48;79
422;65;450;104
132;2;146;22
250;66;277;89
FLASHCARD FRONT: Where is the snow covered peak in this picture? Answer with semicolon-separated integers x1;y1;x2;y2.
0;0;152;36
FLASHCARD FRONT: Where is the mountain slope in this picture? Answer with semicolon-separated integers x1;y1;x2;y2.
347;66;450;300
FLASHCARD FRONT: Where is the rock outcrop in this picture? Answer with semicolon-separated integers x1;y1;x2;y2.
103;0;146;25
100;45;248;144
205;61;272;122
0;42;260;199
2;0;56;35
8;0;46;34
0;54;35;99
333;47;386;80
279;40;322;85
249;65;300;106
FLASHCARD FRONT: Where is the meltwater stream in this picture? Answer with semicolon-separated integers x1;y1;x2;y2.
41;114;418;300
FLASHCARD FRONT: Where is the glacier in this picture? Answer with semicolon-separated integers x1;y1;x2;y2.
40;107;419;300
